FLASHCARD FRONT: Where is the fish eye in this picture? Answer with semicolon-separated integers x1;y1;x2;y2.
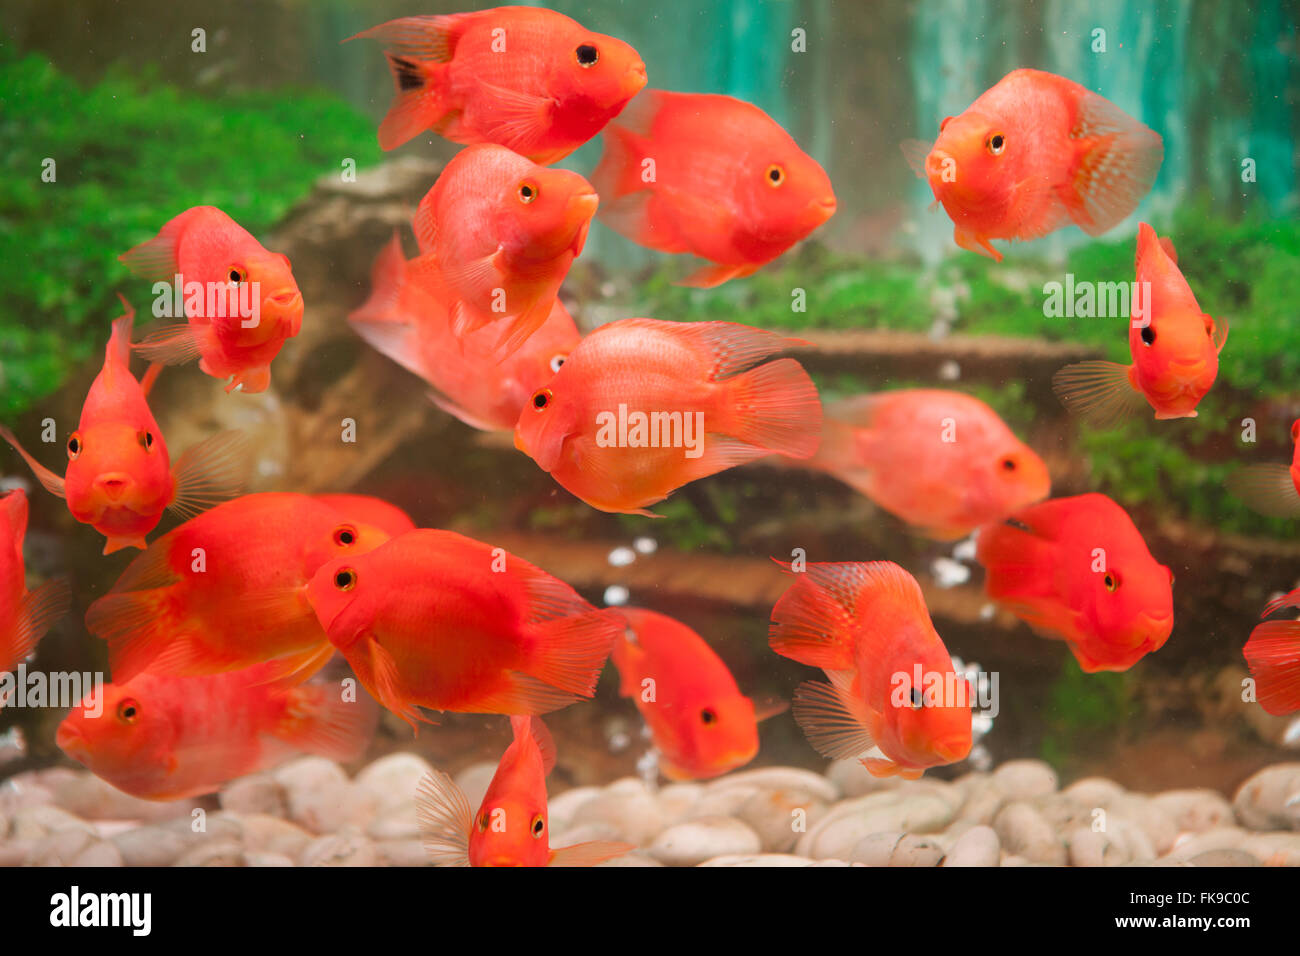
228;266;247;285
1140;325;1156;346
766;164;786;187
333;568;357;591
117;698;140;724
518;181;539;204
477;812;490;833
67;433;82;459
700;707;717;725
575;44;599;68
333;525;357;547
910;687;925;709
1103;572;1119;592
530;814;546;838
532;388;552;411
986;132;1006;155
138;430;155;451
548;354;566;374
1000;457;1016;472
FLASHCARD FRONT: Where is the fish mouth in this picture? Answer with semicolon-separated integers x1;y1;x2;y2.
56;723;89;762
480;857;524;867
626;61;648;89
94;473;135;503
934;736;972;763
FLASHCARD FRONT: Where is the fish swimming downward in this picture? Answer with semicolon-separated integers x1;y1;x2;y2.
0;296;249;555
768;560;973;779
349;232;579;431
416;715;633;867
1226;418;1300;519
612;607;768;781
56;663;377;801
976;493;1174;673
800;389;1051;540
1242;590;1300;717
902;68;1163;261
84;493;412;683
1052;223;1226;424
0;489;71;675
513;319;823;515
119;206;304;394
349;6;646;162
410;144;596;354
591;90;837;287
305;529;624;728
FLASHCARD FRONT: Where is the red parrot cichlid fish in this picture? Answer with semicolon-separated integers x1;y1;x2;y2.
802;389;1050;540
976;493;1174;673
0;296;250;555
768;560;973;779
416;715;633;866
349;6;646;162
1226;419;1300;519
612;607;765;781
901;68;1163;261
56;663;377;801
1053;224;1227;424
591;90;838;287
513;318;823;515
0;489;71;674
84;493;413;684
349;232;579;431
119;206;304;394
1242;589;1300;716
305;529;624;729
410;144;596;355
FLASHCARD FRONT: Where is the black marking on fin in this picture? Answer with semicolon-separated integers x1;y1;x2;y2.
391;56;424;92
1004;517;1033;533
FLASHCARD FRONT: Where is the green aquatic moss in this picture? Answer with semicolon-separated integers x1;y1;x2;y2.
1040;660;1135;770
0;48;381;418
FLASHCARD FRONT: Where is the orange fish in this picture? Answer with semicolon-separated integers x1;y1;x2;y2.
591;90;837;287
56;663;376;801
0;297;249;555
768;561;972;779
1242;589;1300;716
1053;224;1226;424
513;319;823;515
612;607;765;781
901;68;1163;261
119;206;304;394
416;715;633;867
306;529;623;728
0;489;70;674
976;493;1174;672
410;145;596;354
1226;419;1300;519
349;7;646;162
85;493;412;683
803;389;1050;540
349;232;579;431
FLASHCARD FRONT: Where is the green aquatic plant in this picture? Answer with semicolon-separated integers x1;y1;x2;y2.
1040;659;1136;770
0;47;381;418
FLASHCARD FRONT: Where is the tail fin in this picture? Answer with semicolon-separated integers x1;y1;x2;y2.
510;715;557;776
1243;621;1300;716
274;679;378;762
518;567;621;700
590;122;653;203
1060;96;1163;236
721;358;823;459
347;235;431;380
105;293;135;374
415;769;473;866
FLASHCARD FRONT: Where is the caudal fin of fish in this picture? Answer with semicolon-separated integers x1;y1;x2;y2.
547;840;635;867
347;235;432;381
719;358;822;460
511;714;557;776
8;577;71;670
1060;96;1163;236
1226;464;1300;519
677;261;760;288
0;425;67;499
415;769;473;867
168;430;252;520
517;569;621;702
1243;621;1300;716
791;676;878;760
590;121;655;203
275;679;379;763
1052;360;1147;427
347;15;465;150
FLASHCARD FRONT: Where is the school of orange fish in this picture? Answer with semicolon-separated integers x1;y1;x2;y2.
2;6;1295;867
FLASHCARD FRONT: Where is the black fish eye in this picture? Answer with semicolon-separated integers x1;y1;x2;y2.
1001;457;1016;471
334;568;357;591
575;44;599;67
333;525;357;547
531;815;545;837
549;355;565;374
532;389;551;410
117;698;140;723
139;430;154;450
68;434;82;458
987;132;1006;154
700;708;717;724
478;812;490;833
1140;325;1156;346
766;164;785;187
1104;573;1118;592
911;687;925;709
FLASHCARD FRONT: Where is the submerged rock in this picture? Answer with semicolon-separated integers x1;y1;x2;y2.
648;817;761;866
